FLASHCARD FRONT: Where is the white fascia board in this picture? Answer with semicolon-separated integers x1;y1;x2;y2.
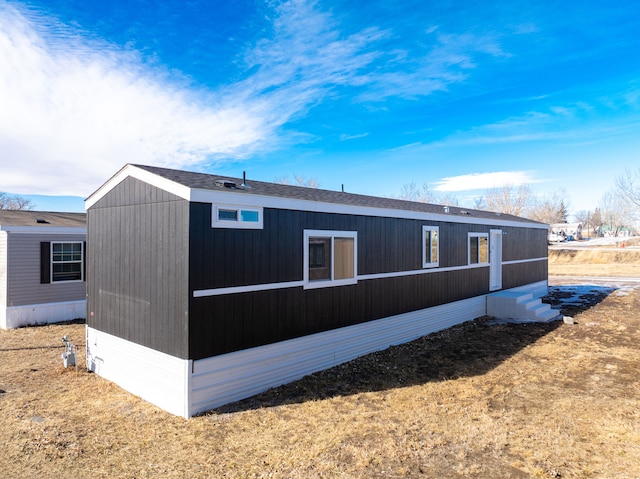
191;188;548;229
85;164;192;209
0;226;86;235
86;164;546;229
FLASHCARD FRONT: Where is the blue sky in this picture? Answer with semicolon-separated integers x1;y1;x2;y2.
1;0;639;215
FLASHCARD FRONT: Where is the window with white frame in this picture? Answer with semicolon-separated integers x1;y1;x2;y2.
51;242;84;282
468;233;489;265
422;226;439;268
304;230;357;288
212;204;263;229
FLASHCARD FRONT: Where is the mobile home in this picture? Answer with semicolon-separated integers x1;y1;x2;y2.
85;164;551;417
0;210;86;329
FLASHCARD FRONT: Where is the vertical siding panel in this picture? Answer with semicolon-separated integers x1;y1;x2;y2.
88;177;189;359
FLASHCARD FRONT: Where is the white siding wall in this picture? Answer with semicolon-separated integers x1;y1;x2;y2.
86;327;191;418
2;300;86;329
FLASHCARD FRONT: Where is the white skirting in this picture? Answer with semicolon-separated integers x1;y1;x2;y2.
86;327;192;417
86;280;548;418
1;300;86;330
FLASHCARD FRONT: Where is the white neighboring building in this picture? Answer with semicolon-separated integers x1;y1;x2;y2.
0;210;86;329
550;223;582;241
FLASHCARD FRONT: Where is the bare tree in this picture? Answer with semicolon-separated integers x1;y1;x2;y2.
0;192;35;210
472;196;486;210
527;189;570;224
438;193;459;207
274;175;320;188
484;184;534;216
614;167;640;211
599;190;632;236
395;182;458;206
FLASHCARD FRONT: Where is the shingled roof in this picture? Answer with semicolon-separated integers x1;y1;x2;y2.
0;210;86;228
131;164;545;226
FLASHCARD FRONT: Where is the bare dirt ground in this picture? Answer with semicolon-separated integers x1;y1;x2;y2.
1;254;639;478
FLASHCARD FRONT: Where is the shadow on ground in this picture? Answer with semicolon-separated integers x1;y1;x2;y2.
543;284;615;317
211;285;614;415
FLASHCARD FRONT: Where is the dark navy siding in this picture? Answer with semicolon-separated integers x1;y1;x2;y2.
187;203;547;359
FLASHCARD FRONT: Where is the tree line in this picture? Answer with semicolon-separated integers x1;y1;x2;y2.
395;167;640;235
0;192;34;210
4;168;639;235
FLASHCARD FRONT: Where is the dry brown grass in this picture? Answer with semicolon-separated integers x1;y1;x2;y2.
2;259;640;478
549;247;640;277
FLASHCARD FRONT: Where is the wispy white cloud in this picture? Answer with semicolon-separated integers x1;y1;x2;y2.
434;171;539;192
0;0;515;197
0;2;269;195
430;90;640;150
340;132;369;141
354;30;509;102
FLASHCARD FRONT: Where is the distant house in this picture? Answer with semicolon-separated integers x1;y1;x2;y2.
0;210;86;329
85;164;551;417
550;223;583;241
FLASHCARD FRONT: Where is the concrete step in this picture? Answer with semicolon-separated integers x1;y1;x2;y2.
487;290;562;323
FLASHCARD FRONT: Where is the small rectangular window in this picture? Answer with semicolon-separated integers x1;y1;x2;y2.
304;230;357;288
240;210;259;222
422;226;439;268
51;242;83;282
212;204;263;229
218;209;238;221
468;233;489;265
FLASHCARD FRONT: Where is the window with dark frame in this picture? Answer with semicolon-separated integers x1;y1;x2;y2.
51;242;83;282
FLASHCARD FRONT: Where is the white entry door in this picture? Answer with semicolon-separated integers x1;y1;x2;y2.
489;229;503;291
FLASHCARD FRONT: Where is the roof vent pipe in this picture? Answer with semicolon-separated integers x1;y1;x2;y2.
443;206;450;213
242;171;247;187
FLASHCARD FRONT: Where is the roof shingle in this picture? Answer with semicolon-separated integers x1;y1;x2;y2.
133;164;544;225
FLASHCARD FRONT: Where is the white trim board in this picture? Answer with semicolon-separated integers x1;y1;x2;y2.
193;257;548;298
86;165;548;230
0;226;86;235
